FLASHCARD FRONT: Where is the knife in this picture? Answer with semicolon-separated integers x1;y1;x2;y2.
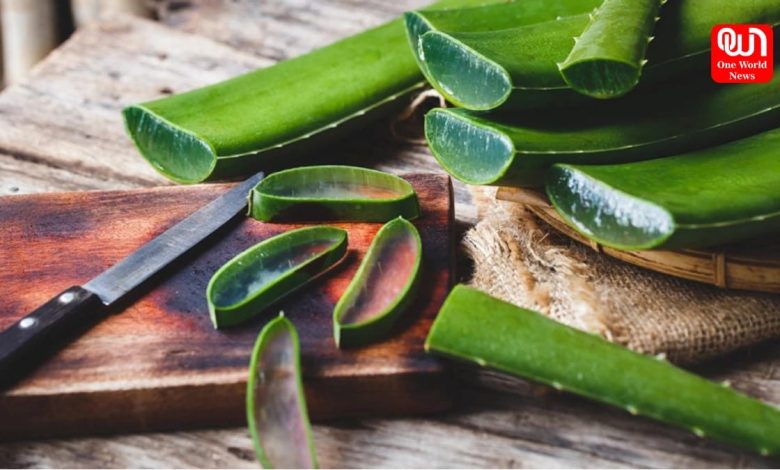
0;172;264;385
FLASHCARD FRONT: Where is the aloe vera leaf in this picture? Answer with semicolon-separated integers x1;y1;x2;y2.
419;2;780;110
559;0;664;98
249;166;420;223
207;226;347;328
427;285;780;456
405;0;602;82
122;0;507;184
247;314;317;469
424;66;780;187
546;129;780;250
333;217;422;348
419;16;587;110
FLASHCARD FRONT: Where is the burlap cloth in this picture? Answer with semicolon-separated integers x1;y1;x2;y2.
464;197;780;364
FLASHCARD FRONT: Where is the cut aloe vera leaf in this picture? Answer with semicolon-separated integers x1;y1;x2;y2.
334;217;422;348
247;314;317;469
207;226;347;328
559;0;664;98
420;15;588;110
424;66;780;187
419;2;780;110
249;166;420;223
427;285;780;457
405;0;601;82
546;129;780;251
122;0;491;184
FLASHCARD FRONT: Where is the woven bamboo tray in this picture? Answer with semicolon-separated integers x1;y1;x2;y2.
496;187;780;294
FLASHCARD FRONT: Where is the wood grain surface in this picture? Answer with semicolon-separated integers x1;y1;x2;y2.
0;0;777;468
0;175;453;439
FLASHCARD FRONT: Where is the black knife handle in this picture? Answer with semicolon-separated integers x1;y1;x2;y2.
0;286;104;387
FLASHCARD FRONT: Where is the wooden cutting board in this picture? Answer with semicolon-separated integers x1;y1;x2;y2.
0;173;454;440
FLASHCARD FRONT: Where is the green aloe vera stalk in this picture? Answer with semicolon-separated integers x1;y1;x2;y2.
334;217;422;348
419;16;587;110
418;1;780;110
123;0;508;184
559;0;664;98
405;0;602;81
247;314;317;469
427;285;780;456
546;129;780;250
249;166;420;223
424;67;780;187
207;226;347;328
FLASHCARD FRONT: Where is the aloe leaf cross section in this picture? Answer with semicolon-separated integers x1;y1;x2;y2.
559;0;666;98
546;128;780;250
424;68;780;187
416;0;780;110
404;0;602;82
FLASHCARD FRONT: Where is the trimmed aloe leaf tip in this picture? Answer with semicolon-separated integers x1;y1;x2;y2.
415;1;780;111
207;226;347;329
559;0;665;99
250;166;420;223
424;67;780;187
247;314;318;469
546;128;780;250
426;285;780;456
334;217;422;348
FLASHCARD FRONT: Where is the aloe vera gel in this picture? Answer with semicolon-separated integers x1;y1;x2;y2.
207;227;347;328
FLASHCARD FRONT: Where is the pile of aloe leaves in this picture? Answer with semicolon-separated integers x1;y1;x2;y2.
122;0;780;465
414;0;780;251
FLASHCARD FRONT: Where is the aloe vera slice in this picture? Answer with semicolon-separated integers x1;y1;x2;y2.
249;166;420;223
559;0;664;98
405;0;602;82
546;129;780;251
427;285;780;456
425;68;780;187
419;2;780;110
247;314;317;469
123;0;509;184
334;217;422;347
207;226;347;328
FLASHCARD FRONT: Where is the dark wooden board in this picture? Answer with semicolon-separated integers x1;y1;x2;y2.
0;173;454;440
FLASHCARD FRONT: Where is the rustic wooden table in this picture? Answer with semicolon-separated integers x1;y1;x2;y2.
0;1;778;467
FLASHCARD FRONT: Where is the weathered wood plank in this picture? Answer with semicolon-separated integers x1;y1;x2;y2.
0;16;267;188
1;384;776;468
156;0;427;61
0;154;132;195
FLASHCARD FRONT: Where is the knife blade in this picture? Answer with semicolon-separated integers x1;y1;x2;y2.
0;172;264;386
